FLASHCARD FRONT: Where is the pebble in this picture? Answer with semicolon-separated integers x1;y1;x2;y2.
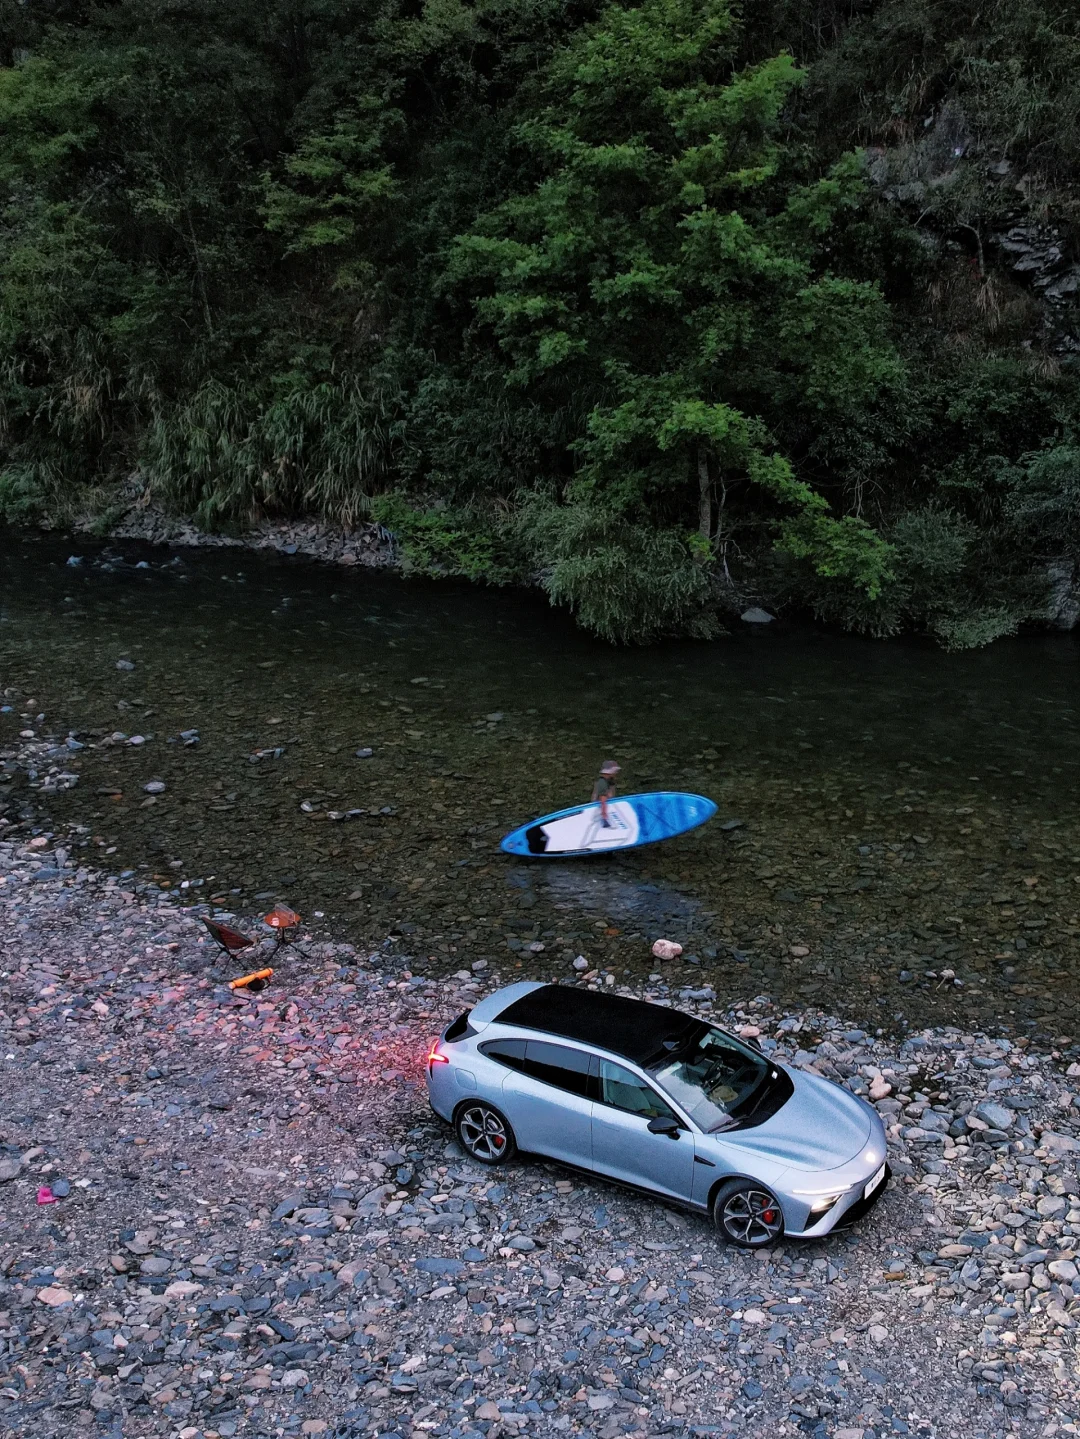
35;1286;74;1307
976;1100;1014;1130
415;1257;465;1276
651;939;683;960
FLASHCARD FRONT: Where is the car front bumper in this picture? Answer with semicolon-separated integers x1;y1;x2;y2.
785;1162;891;1239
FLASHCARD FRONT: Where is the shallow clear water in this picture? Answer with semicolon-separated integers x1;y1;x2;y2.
2;532;1079;1039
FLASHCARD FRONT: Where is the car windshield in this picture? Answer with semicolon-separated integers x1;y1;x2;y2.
647;1025;772;1132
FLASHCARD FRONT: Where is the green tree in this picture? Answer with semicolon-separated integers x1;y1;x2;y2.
448;0;903;639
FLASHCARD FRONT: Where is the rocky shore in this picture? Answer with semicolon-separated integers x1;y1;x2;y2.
69;491;399;573
1;835;1078;1439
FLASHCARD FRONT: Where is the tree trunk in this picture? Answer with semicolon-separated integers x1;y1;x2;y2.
697;446;712;542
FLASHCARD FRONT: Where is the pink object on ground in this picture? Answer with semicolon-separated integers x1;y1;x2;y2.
651;939;683;960
36;1186;57;1205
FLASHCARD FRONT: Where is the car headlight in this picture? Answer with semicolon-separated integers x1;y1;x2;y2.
807;1194;843;1212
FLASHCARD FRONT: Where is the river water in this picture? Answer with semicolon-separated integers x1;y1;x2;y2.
2;532;1079;1040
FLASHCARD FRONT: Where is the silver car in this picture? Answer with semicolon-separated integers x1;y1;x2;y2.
426;982;889;1248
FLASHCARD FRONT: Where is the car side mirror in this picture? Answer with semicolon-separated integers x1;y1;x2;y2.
647;1115;681;1138
745;1037;762;1052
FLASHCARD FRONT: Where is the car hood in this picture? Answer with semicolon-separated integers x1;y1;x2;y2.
719;1068;873;1172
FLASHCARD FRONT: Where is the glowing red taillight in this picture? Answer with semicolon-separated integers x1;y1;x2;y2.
427;1044;449;1067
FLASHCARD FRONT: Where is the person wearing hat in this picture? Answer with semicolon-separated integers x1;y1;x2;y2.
591;760;621;828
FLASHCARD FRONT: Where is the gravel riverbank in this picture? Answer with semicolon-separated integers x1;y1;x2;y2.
1;837;1079;1439
74;504;399;572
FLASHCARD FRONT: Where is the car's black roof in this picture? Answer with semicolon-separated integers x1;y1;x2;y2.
494;984;699;1066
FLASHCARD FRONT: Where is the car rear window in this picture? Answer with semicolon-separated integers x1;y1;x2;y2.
481;1039;595;1098
482;1038;528;1071
443;1011;476;1042
521;1041;593;1099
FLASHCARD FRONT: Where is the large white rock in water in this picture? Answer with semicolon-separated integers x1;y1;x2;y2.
651;939;683;960
740;607;774;624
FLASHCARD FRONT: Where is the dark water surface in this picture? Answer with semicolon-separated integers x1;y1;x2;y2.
2;532;1080;1038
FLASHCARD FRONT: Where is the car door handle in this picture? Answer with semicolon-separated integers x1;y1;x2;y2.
693;1156;716;1168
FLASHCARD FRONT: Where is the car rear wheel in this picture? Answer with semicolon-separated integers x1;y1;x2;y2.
456;1102;516;1165
713;1179;784;1248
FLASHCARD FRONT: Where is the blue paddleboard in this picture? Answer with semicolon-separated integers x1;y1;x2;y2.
501;792;717;858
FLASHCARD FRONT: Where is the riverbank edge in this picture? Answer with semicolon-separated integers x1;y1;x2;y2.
21;499;1080;644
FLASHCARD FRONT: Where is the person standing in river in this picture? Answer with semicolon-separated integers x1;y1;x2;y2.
592;759;621;827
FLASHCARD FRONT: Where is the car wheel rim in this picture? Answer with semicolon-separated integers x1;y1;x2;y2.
722;1189;782;1245
459;1106;507;1161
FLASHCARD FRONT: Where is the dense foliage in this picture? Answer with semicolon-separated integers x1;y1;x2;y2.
2;0;1080;644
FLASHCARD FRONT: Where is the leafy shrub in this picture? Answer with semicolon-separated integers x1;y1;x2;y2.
143;377;400;527
806;504;1032;647
372;493;525;585
1004;445;1080;551
523;499;722;644
0;462;49;520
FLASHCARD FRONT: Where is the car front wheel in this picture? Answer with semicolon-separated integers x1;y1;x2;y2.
713;1179;784;1248
455;1102;516;1165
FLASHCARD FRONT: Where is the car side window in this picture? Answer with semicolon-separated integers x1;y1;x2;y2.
521;1041;594;1099
481;1039;528;1072
598;1058;676;1121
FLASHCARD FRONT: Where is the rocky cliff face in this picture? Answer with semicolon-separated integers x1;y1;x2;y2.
995;225;1080;350
862;108;1080;631
864;104;1080;355
1046;560;1080;630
